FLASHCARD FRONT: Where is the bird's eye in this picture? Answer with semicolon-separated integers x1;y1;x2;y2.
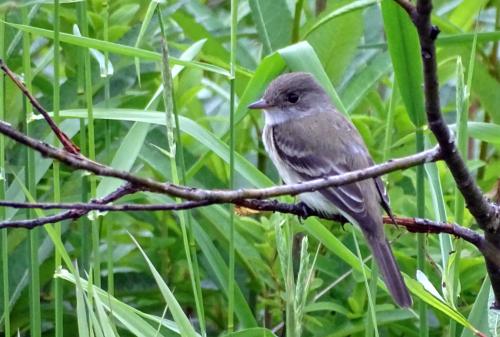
286;92;299;104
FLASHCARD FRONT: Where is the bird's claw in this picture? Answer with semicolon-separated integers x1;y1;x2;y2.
297;201;313;224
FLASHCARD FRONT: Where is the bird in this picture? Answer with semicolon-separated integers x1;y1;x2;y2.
248;72;412;307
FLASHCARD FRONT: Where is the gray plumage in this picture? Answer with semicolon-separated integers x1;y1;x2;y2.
249;72;412;307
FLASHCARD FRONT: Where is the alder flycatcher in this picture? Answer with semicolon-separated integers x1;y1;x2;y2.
248;72;412;307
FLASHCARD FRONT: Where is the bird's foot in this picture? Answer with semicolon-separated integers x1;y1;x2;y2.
297;201;314;224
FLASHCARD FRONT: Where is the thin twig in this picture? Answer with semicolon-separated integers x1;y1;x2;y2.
0;183;137;229
0;59;80;154
0;199;211;212
0;195;487;252
238;199;486;252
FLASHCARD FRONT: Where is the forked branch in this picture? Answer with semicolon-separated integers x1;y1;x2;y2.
393;0;500;306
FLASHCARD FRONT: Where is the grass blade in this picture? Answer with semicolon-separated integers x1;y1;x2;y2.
129;233;199;337
133;0;158;86
3;21;231;77
304;0;377;37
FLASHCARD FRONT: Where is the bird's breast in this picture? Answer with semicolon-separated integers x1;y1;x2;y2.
262;125;297;185
262;125;340;216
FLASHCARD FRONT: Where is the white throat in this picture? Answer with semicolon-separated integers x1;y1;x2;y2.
263;107;314;126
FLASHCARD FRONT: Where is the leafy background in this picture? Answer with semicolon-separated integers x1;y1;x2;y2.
1;0;500;336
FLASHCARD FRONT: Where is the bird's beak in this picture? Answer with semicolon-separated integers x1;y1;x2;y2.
248;98;271;110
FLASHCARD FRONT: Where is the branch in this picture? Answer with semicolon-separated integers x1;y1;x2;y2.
0;195;488;255
0;183;137;229
0;119;442;202
237;199;488;253
0;199;211;212
0;59;80;154
394;0;500;307
398;0;499;231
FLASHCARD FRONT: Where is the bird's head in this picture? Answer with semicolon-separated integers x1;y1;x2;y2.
248;72;331;124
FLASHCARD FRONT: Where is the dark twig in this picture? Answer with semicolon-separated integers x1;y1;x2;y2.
0;59;80;154
0;183;137;229
394;0;500;307
0;199;211;212
0;195;488;255
0;119;443;203
411;1;499;231
0;199;338;228
237;199;488;253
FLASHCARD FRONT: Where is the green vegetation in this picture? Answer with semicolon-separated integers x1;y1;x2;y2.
1;0;499;336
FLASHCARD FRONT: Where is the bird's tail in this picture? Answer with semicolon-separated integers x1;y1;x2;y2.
365;234;412;307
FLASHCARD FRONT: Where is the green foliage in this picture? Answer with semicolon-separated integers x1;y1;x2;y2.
0;1;500;336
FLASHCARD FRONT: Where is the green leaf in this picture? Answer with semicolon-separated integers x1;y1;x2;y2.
471;61;500;124
340;52;391;113
191;218;258;328
96;122;149;199
196;205;272;286
305;301;351;316
424;160;454;304
438;31;500;45
381;0;425;127
248;0;293;54
129;233;199;337
405;277;483;335
172;10;230;63
75;271;91;337
92;284;116;337
226;327;277;337
56;269;178;337
133;0;159;85
305;0;364;85
461;278;490;337
450;122;500;144
448;0;488;31
303;0;377;37
9;0;83;5
3;21;230;77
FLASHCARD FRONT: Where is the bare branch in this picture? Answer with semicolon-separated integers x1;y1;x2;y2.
0;199;210;212
0;183;137;229
412;1;499;232
0;195;488;256
0;59;80;154
237;199;487;253
0;119;443;203
396;0;500;307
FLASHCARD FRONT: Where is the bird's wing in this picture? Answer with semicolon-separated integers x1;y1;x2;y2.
368;156;394;219
271;113;381;231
